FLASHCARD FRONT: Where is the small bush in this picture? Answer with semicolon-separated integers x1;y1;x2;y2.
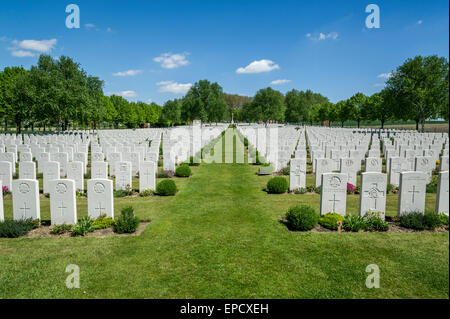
285;205;319;231
294;187;307;194
343;214;366;232
71;217;94;236
347;183;356;194
243;138;249;147
267;177;288;194
314;186;322;194
423;211;442;230
175;165;192;177
2;186;11;195
50;224;73;235
156;179;177;196
386;184;395;193
0;219;36;238
114;206;140;234
92;214;115;230
157;159;163;167
439;213;449;226
139;189;154;197
319;213;345;230
399;211;442;230
399;212;426;230
278;166;290;176
364;216;389;232
114;188;132;198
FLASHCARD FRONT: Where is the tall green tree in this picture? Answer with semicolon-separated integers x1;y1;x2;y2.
251;87;285;124
347;92;368;128
160;99;181;126
386;55;449;132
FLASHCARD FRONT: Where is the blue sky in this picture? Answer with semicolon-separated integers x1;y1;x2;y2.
1;0;448;105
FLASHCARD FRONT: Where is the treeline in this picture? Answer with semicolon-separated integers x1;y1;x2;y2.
0;55;162;133
1;54;448;133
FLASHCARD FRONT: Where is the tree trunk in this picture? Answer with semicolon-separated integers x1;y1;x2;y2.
357;119;360;128
341;121;344;128
16;120;21;134
415;120;419;131
421;119;425;133
381;119;385;129
4;119;7;131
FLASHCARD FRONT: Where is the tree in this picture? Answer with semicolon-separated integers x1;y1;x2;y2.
160;99;181;126
335;100;353;127
0;66;27;131
7;69;34;133
347;92;368;128
181;80;227;123
386;55;449;132
362;91;393;129
251;87;285;124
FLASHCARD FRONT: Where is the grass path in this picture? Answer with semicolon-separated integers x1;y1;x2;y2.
0;130;448;298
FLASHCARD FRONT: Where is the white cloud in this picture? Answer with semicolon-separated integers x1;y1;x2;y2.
157;81;192;94
107;90;138;98
112;69;143;77
417;20;423;25
377;73;392;79
307;32;338;41
153;53;189;69
17;39;57;53
270;79;291;85
236;59;280;74
11;50;35;57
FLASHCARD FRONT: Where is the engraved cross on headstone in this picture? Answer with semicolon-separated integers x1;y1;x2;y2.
329;194;340;212
408;185;419;203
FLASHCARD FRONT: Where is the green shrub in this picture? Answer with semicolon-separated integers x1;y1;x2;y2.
439;213;449;226
267;177;288;194
423;211;442;230
285;205;319;231
175;165;192;177
364;216;389;232
156;179;177;196
278;166;290;176
50;224;73;234
139;189;154;197
92;214;115;230
243;138;249;147
294;187;307;194
319;213;344;230
114;189;132;198
114;206;140;234
399;211;442;230
343;214;367;232
71;217;94;236
0;219;36;238
314;186;322;194
386;184;395;193
157;159;163;167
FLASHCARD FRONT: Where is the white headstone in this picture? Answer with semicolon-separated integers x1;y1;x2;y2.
398;171;426;216
0;161;12;191
139;161;156;192
320;172;347;216
19;161;36;180
43;161;60;194
88;179;114;219
12;179;40;221
365;157;382;173
49;179;77;225
0;180;3;222
315;158;333;188
360;172;387;219
91;161;108;179
289;158;306;191
67;161;84;192
436;170;449;216
115;161;132;190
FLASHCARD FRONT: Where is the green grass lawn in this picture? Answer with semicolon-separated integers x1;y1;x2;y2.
0;129;448;299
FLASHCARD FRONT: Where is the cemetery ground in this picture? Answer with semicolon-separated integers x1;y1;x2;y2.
0;130;448;299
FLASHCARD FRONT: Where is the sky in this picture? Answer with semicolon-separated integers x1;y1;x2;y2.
0;0;448;105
